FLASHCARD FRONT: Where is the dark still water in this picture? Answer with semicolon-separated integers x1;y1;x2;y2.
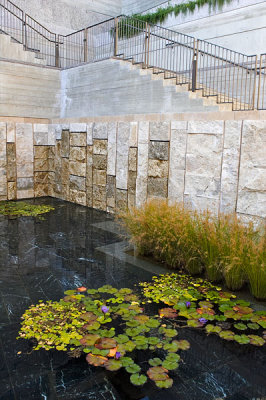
0;198;265;400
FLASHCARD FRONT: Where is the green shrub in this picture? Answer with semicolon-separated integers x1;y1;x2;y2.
120;200;266;299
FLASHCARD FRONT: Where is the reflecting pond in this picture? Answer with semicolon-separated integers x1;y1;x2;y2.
0;198;265;400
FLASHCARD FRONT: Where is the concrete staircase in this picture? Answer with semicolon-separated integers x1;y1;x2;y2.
0;31;46;65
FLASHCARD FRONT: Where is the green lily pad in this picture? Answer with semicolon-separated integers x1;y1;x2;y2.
155;378;173;389
95;337;117;350
116;334;129;344
147;366;169;381
205;324;222;334
234;334;250;345
79;334;100;346
146;319;160;328
86;289;98;295
104;359;123;371
148;337;160;345
134;315;149;324
248;335;265;346
187;319;202;328
165;353;180;362
130;373;147;386
149;358;162;366
121;357;134;367
124;340;136;352
162;360;179;370
126;363;141;374
234;323;247;331
162;328;178;338
219;330;235;341
173;340;190;351
247;323;260;330
163;342;179;352
80;312;98;322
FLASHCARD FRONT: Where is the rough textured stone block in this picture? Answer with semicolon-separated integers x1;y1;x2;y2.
70;132;87;147
34;158;49;172
107;122;117;176
185;175;221;198
69;161;86;177
34;146;49;160
116;189;128;211
86;185;93;207
93;169;106;186
69;147;86;162
93;185;106;211
35;172;49;184
70;175;86;191
150;122;170;141
116;122;130;190
6;143;16;181
49;124;61;141
35;184;48;197
128;148;137;172
69;189;86;206
136;143;148;208
148;177;168;198
128;193;136;210
129;122;138;147
149;141;169;160
128;171;136;194
107;175;115;198
148;160;168;178
92;123;108;139
188;121;224;135
8;182;16;200
61;130;70;158
93;139;108;155
93;154;107;170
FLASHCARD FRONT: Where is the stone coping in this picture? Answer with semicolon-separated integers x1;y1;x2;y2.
1;110;266;124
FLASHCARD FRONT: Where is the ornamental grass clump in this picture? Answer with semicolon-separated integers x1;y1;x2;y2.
120;200;266;299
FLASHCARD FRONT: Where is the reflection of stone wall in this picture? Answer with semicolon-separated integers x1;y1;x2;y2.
0;117;265;224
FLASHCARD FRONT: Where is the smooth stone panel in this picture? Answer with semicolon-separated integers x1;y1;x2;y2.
69;175;86;191
92;123;108;139
136;142;148;208
116;122;130;190
188;120;224;134
7;122;15;143
107;122;117;176
168;128;187;203
150;122;170;141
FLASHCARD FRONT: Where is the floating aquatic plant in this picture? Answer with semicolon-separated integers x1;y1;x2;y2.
0;201;54;218
17;284;190;389
140;274;266;346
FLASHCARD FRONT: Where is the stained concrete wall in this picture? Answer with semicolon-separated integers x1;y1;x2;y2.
0;60;60;118
0;115;265;225
60;59;218;118
10;0;121;35
124;0;266;55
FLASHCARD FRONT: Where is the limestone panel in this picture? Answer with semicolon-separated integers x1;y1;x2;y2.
107;122;117;176
93;169;106;186
148;160;168;178
188;121;224;135
116;189;128;212
69;161;86;177
17;177;34;199
17;163;33;178
128;193;136;211
93;185;106;211
70;132;87;147
87;123;93;146
148;177;168;198
16;123;33;165
69;175;86;192
136;142;148;208
107;175;116;208
61;158;69;184
34;132;48;146
93;139;108;155
184;194;220;215
129;122;138;147
171;121;187;130
150;122;170;141
92;123;108;139
86;185;93;208
237;120;266;217
69;147;86;162
34;124;48;133
149;141;169;161
7;122;15;143
8;182;16;200
220;121;242;214
48;124;62;141
61;130;70;158
116;122;130;190
168;128;187;203
128;148;137;172
185;175;221;198
70;123;87;133
138;122;149;144
86;146;93;187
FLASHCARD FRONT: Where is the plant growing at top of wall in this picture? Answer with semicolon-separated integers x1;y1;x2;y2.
17;285;190;389
140;273;266;346
118;0;233;38
0;201;54;218
120;200;266;299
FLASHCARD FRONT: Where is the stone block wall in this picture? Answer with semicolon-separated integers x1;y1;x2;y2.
0;116;265;224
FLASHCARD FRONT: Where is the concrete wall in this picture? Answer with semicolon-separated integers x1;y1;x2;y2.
61;59;218;119
0;60;60;118
0;114;265;225
10;0;121;35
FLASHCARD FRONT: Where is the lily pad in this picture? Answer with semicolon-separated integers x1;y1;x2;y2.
149;358;162;366
219;330;235;341
187;319;202;328
173;340;190;351
86;353;108;366
159;308;178;319
247;323;260;330
126;363;141;374
130;373;147;386
234;335;250;345
205;324;222;334
104;359;123;371
248;335;265;346
234;323;247;331
147;366;169;381
155;378;173;389
121;357;134;367
162;360;179;370
95;338;117;350
79;334;100;346
116;334;129;344
146;319;160;328
134;315;149;324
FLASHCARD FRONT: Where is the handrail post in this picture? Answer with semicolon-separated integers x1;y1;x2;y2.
144;22;148;68
251;55;258;110
55;35;60;67
114;17;118;57
83;28;88;63
191;39;198;92
23;13;27;49
257;54;262;110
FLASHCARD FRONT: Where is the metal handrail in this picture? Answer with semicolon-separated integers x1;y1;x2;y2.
0;0;265;110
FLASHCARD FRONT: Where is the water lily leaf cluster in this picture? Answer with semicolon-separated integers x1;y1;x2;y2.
140;274;266;346
18;284;190;389
0;201;54;218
